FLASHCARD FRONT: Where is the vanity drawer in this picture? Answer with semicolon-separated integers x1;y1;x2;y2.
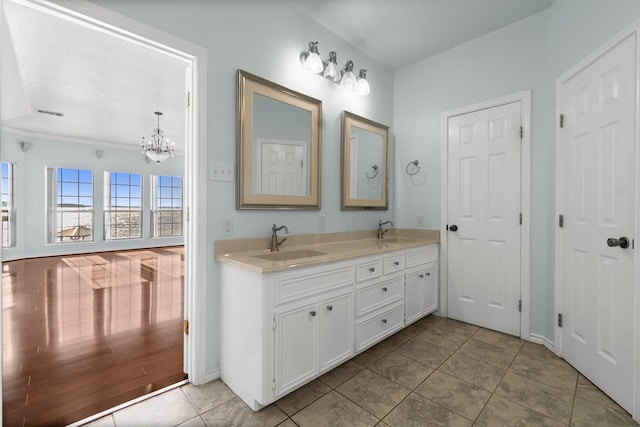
274;261;354;305
355;302;404;352
355;274;403;316
355;257;383;283
383;252;405;275
405;245;438;268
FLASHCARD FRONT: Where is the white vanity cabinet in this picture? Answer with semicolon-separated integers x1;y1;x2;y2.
218;242;439;411
404;245;439;325
275;288;354;397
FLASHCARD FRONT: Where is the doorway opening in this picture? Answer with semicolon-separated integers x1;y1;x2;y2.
0;0;207;424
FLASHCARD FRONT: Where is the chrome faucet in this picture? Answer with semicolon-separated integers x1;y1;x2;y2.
270;224;289;252
377;220;393;239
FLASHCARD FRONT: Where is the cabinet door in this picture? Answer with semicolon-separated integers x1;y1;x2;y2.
320;292;354;371
423;263;439;315
275;302;319;396
405;270;423;325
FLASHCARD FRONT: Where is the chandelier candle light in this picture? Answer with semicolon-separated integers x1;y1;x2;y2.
141;111;175;163
301;41;370;95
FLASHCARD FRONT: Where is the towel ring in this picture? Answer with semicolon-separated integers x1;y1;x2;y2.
366;165;379;179
406;160;420;176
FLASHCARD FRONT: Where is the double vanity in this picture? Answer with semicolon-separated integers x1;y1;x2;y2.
215;228;439;410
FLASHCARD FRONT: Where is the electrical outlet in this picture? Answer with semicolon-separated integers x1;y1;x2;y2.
319;215;326;230
222;218;233;236
417;214;424;226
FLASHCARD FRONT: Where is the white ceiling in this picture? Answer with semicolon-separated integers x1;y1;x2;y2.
1;1;555;149
1;0;188;151
289;0;556;70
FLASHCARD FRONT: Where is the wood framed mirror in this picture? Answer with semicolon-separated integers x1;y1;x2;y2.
341;111;389;210
237;70;322;209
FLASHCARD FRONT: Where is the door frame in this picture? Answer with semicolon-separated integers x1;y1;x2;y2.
440;90;531;340
554;23;640;421
5;0;209;385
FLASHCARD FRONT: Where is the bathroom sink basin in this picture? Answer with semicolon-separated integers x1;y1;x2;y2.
252;249;327;261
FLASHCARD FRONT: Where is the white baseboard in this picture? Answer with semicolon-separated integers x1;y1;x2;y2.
529;333;557;354
204;367;221;383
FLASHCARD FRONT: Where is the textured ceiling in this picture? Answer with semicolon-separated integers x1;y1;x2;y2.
1;0;188;151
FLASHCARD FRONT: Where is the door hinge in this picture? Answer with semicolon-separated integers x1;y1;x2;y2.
519;213;522;225
183;320;189;335
559;114;565;128
558;214;564;228
557;313;563;327
272;377;276;391
518;300;522;312
186;92;191;108
520;126;523;139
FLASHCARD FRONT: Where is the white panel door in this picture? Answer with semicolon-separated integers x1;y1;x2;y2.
447;101;522;336
557;34;636;413
260;141;305;196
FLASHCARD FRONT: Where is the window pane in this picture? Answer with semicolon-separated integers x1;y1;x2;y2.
105;171;142;240
50;168;93;243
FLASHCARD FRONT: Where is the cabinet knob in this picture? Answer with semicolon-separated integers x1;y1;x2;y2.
382;287;388;292
369;267;376;272
419;274;424;278
381;319;387;324
394;261;400;266
309;310;316;317
326;305;333;311
426;272;430;276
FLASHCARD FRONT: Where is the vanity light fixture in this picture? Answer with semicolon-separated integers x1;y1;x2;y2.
356;69;370;95
323;51;341;82
300;41;370;95
302;41;324;73
340;60;357;91
141;111;175;164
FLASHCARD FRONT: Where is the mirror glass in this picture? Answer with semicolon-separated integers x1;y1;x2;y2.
237;70;321;209
341;111;389;209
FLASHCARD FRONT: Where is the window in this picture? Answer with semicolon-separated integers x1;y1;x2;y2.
151;175;183;237
2;162;15;248
104;172;142;240
47;167;93;243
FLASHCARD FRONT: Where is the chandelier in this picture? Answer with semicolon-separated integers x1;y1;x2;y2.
141;111;175;163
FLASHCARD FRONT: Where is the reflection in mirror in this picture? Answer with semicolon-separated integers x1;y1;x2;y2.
237;70;321;209
252;94;311;196
342;111;389;210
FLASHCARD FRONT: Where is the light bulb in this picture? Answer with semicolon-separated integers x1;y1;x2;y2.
340;60;357;91
302;41;323;73
356;69;370;95
323;51;341;82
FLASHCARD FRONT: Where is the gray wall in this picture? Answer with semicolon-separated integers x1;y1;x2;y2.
393;0;640;341
1;130;185;261
89;0;395;378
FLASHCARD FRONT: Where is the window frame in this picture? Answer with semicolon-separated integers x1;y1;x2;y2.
103;171;143;241
46;167;94;244
151;174;183;238
1;162;16;248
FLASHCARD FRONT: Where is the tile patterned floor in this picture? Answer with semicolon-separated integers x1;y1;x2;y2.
82;315;639;427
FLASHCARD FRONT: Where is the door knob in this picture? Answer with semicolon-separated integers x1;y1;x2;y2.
607;237;630;249
449;224;458;232
309;310;316;317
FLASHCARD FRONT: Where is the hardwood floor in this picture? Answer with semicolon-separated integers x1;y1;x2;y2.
2;247;185;426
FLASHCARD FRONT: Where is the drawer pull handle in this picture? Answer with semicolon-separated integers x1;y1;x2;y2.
382;287;388;292
369;267;376;272
310;311;316;317
394;261;400;266
426;272;430;276
326;305;333;311
381;319;387;324
419;274;424;278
